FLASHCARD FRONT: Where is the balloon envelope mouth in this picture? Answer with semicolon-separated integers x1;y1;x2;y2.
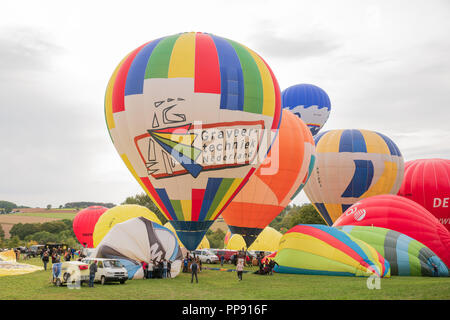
169;220;214;251
228;225;263;249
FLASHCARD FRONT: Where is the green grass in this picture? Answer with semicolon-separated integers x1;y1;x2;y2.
0;258;449;300
9;212;77;220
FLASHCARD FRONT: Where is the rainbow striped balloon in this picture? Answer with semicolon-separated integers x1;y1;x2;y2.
274;224;390;277
104;32;281;250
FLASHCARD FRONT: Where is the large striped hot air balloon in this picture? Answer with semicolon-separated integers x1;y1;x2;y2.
304;129;404;225
221;110;315;247
398;158;450;231
104;32;282;250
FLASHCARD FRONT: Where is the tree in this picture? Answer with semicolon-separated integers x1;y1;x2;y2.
7;235;22;248
0;200;17;214
9;223;41;240
279;204;326;230
122;193;167;225
46;204;52;210
206;229;226;249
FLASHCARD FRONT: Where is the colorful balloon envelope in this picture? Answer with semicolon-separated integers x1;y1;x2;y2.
95;217;183;279
273;224;390;277
72;206;108;248
333;194;450;268
104;32;282;250
281;84;331;136
304;129;404;225
337;225;449;277
221;110;315;247
92;204;161;247
398;158;450;231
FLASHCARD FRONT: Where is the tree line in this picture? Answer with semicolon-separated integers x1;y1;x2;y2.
64;201;116;209
0;220;79;249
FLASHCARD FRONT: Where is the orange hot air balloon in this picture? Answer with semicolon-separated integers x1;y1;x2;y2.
221;110;316;247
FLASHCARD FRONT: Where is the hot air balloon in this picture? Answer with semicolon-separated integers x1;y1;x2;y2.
273;224;390;277
281;84;331;136
398;158;450;231
94;217;183;279
92;204;161;247
104;32;282;251
337;225;449;276
304;129;404;225
73;206;108;248
333;194;450;268
221;110;315;247
226;226;282;252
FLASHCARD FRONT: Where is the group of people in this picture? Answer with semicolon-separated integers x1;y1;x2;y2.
141;258;172;279
41;247;78;271
254;252;279;275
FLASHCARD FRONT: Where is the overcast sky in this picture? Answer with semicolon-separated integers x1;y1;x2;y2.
1;0;449;208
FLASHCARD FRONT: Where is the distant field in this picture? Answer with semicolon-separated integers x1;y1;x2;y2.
0;209;78;238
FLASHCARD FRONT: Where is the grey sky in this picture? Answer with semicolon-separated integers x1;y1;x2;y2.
0;0;449;208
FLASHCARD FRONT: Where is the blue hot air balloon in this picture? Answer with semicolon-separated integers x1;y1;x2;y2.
281;84;331;136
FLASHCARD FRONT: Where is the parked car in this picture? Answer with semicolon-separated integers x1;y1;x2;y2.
53;261;90;287
29;245;45;257
213;249;238;264
81;258;128;285
192;249;220;264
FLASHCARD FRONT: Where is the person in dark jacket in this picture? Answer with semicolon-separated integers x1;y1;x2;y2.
89;261;98;287
42;251;49;271
191;260;199;283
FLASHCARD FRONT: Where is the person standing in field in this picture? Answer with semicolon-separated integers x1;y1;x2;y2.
42;251;49;271
148;259;154;279
167;260;172;278
236;254;245;281
89;260;98;287
162;258;168;278
191;259;199;283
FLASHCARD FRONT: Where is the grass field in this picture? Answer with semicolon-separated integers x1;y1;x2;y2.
0;257;449;300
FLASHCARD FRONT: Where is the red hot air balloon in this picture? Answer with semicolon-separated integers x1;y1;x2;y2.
398;158;450;231
333;194;450;268
73;206;108;248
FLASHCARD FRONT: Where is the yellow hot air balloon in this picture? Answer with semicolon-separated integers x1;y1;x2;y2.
93;204;161;247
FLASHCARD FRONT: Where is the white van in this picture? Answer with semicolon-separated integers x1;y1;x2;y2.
81;258;128;285
192;249;219;264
